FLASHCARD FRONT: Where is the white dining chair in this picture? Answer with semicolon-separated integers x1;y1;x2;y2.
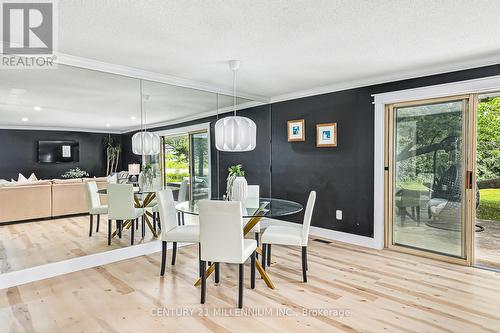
178;179;189;202
260;191;316;282
199;200;256;308
245;185;262;257
84;181;108;237
157;189;200;276
107;184;145;246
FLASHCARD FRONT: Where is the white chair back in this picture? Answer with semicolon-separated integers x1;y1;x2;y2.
198;200;244;263
85;181;101;210
246;185;260;209
301;191;317;246
157;189;178;236
108;184;136;220
247;185;259;198
178;179;189;202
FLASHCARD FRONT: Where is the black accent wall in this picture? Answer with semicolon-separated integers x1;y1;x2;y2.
122;64;500;238
0;129;121;180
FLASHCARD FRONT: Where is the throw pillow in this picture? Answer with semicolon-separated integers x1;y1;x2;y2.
17;173;28;183
28;173;38;181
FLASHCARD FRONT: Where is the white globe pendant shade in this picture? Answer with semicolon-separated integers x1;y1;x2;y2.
215;116;256;152
132;131;160;155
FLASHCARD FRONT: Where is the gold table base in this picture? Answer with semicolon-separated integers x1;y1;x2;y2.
111;192;158;239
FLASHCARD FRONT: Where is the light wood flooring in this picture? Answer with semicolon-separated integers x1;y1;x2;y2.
0;214;156;273
1;238;500;332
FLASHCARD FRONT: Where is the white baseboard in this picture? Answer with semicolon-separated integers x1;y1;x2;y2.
260;219;382;249
0;241;190;289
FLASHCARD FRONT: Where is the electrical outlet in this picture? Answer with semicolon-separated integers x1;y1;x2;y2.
336;210;342;220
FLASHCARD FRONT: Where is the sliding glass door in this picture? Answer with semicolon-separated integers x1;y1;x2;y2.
162;130;210;202
189;131;210;201
387;97;471;260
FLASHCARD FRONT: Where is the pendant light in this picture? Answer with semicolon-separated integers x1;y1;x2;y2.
215;60;256;152
132;81;160;155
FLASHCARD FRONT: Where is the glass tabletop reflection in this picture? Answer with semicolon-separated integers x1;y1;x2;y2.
175;197;303;218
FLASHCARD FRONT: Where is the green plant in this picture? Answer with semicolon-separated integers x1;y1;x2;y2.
228;164;245;177
61;168;89;179
226;164;245;198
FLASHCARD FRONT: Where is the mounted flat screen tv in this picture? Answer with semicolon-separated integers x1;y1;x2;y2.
38;140;79;163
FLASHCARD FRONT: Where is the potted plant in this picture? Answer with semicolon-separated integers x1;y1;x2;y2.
140;163;154;190
226;164;248;201
104;135;121;176
61;167;89;179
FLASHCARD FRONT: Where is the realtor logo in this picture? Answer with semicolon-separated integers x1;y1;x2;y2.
1;1;57;68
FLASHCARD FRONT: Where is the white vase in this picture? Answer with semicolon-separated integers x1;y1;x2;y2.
230;176;248;202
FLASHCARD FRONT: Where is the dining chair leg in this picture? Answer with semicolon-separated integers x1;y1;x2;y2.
96;214;100;233
200;260;206;304
238;263;244;309
130;220;135;245
267;244;272;267
261;244;267;270
302;246;308;283
250;251;256;289
305;248;308;271
117;220;122;239
88;215;93;237
153;213;157;233
255;232;259;260
215;262;220;283
160;241;167;276
171;242;177;265
107;219;112;245
141;217;145;238
136;218;139;230
198;244;202;277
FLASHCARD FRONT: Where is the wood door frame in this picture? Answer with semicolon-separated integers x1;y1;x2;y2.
384;94;475;265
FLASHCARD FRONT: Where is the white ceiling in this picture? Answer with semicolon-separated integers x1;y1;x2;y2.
2;0;500;131
57;0;500;99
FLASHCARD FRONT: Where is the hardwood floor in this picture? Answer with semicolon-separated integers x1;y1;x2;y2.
1;237;500;332
0;214;156;273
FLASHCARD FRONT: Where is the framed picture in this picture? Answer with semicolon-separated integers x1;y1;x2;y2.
316;123;337;147
287;119;305;142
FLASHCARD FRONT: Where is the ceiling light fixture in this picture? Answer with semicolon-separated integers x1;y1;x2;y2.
105;123;111;127
33;106;42;111
215;60;256;152
130;116;137;120
21;117;29;122
132;81;160;155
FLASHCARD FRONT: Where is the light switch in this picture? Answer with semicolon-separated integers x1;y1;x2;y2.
336;210;342;220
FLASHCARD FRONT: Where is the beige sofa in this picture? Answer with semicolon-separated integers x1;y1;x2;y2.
0;178;108;223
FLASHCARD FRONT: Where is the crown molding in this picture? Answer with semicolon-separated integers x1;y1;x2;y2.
54;53;271;103
120;100;264;133
269;55;500;104
0;125;122;134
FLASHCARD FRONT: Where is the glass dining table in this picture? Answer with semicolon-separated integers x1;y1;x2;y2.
175;197;303;290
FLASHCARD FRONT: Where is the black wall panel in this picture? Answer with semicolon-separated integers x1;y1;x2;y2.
0;130;121;180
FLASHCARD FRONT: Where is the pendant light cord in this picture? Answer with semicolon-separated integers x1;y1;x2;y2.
140;80;144;161
233;67;236;116
140;80;144;132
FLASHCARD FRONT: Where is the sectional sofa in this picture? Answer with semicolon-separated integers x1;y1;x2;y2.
0;177;108;223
